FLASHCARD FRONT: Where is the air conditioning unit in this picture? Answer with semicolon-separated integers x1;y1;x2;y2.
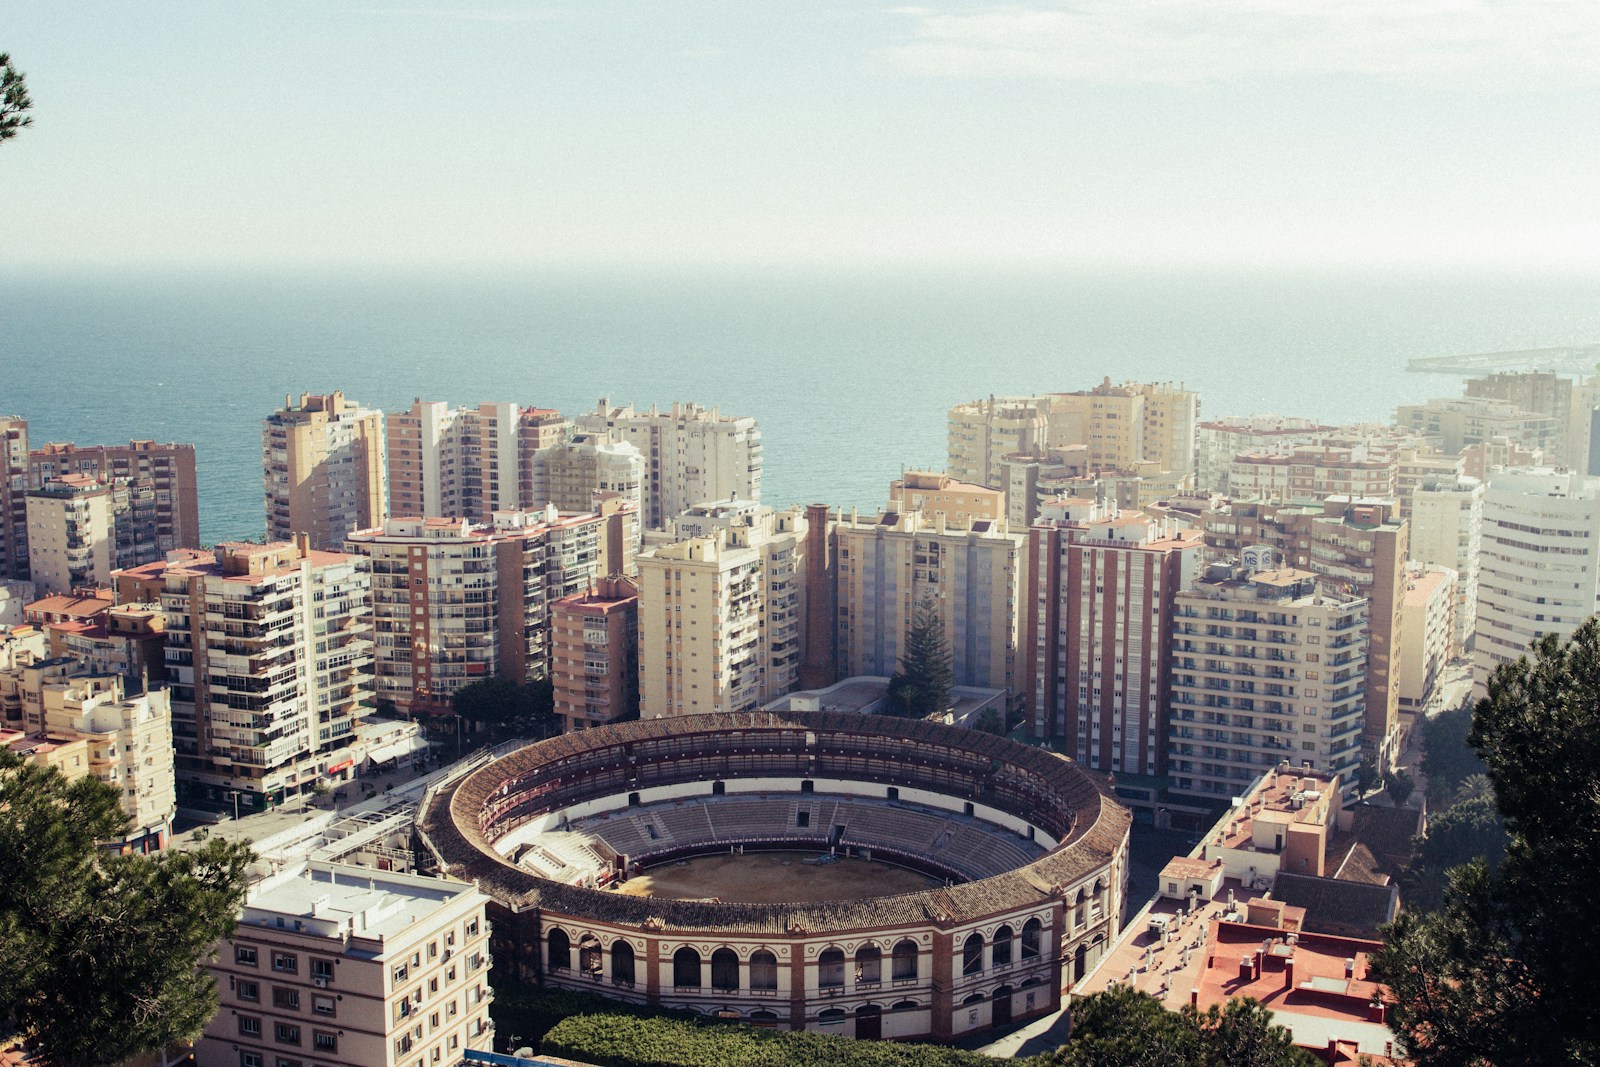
313;976;329;988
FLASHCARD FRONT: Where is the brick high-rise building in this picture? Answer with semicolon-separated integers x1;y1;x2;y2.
118;538;373;809
550;575;640;732
264;391;388;550
1023;499;1200;782
28;439;199;551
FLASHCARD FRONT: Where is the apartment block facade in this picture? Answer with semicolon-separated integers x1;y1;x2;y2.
264;392;388;550
1169;566;1367;806
25;475;114;595
1409;476;1482;652
575;400;762;531
345;507;623;716
28;439;200;551
1022;499;1201;777
199;862;494;1067
834;508;1023;699
1397;565;1455;710
637;507;811;717
1194;415;1333;495
123;538;374;808
550;574;640;732
947;397;1053;489
0;416;27;581
387;399;574;522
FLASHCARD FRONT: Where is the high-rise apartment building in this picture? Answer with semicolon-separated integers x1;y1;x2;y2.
1394;396;1560;460
888;471;1004;530
1169;565;1367;805
28;439;200;551
0;416;28;581
387;399;573;522
1047;379;1201;481
947;397;1052;489
346;506;625;716
995;446;1092;528
264;391;388;550
1473;467;1600;695
119;538;373;809
637;507;811;717
1022;499;1201;781
1409;477;1482;652
25;475;114;595
197;862;495;1067
1194;416;1333;495
1397;565;1455;711
1200;497;1408;771
529;433;645;522
834;508;1023;698
550;575;640;732
575;400;762;531
1024;495;1203;780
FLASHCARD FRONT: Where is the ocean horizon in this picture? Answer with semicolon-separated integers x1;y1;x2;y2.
3;263;1598;543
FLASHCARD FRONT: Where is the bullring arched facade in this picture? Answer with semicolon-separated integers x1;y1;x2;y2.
417;711;1130;1042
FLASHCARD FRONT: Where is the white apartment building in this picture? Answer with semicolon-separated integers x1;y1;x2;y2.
528;433;645;522
346;508;615;715
387;399;569;522
637;507;810;717
1473;467;1600;695
1169;565;1367;806
1195;416;1333;495
1409;477;1483;653
122;539;374;810
199;862;494;1067
1398;566;1455;711
575;400;762;531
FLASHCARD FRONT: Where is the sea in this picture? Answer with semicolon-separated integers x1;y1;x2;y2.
3;264;1598;544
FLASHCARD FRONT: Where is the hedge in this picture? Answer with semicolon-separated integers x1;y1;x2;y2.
489;985;695;1050
542;1013;1032;1067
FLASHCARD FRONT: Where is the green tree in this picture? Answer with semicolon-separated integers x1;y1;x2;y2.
1354;757;1381;798
0;53;32;144
1036;988;1314;1067
1372;622;1600;1064
1383;768;1415;808
887;596;954;718
452;676;557;739
1187;997;1319;1067
0;750;253;1066
1397;792;1507;913
975;707;1005;735
1418;704;1486;796
1454;773;1493;804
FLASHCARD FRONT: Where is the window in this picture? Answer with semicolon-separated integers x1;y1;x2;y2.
673;947;701;989
273;1022;300;1045
711;948;740;992
465;918;480;938
272;987;300;1011
961;934;985;976
855;944;882;985
275;1060;302;1067
393;962;409;983
818;948;845;989
312;994;335;1017
311;958;334;982
240;1054;263;1067
313;1032;337;1053
992;925;1014;967
749;950;778;991
1021;918;1043;960
271;952;297;974
238;1016;262;1038
237;979;260;1002
547;929;571;972
236;945;259;967
611;941;636;987
892;940;919;981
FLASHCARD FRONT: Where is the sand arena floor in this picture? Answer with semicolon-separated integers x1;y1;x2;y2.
614;851;943;904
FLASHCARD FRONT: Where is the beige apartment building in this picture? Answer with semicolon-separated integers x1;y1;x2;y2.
550;574;640;732
637;506;812;717
1394;395;1560;460
1397;565;1455;711
25;475;114;595
345;505;630;716
575;400;762;531
1194;415;1334;495
0;416;29;581
834;507;1023;700
264;392;388;550
529;433;645;523
995;446;1091;528
387;399;573;522
947;397;1053;489
28;439;200;551
888;470;1004;530
199;862;494;1067
1047;379;1201;481
117;538;373;809
1409;476;1482;653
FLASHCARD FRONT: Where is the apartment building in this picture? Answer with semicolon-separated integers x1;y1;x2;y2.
118;538;373;809
0;416;27;581
1227;444;1396;505
264;392;388;550
637;507;811;717
387;399;574;522
1409;477;1482;652
1194;416;1333;495
947;396;1052;489
1394;396;1560;460
1473;467;1600;696
528;433;645;521
1048;379;1200;480
575;400;762;531
345;506;623;716
995;446;1091;528
550;575;640;732
27;439;200;551
1398;566;1455;711
1168;565;1367;806
199;862;494;1067
1200;497;1408;771
25;475;114;595
834;507;1023;699
888;471;1004;530
1022;498;1201;782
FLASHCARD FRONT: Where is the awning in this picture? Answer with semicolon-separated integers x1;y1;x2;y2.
325;758;355;775
366;735;430;764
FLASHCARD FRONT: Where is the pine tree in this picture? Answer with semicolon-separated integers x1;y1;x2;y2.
888;596;954;717
0;53;33;144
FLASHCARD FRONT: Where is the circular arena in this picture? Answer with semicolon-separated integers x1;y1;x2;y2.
417;711;1131;1043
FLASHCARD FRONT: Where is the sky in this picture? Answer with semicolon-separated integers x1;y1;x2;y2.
3;1;1599;270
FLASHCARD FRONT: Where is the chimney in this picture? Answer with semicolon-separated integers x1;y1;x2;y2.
1284;957;1294;989
1345;957;1356;979
1190;988;1199;1009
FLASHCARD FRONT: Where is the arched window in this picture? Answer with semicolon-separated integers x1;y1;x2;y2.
1021;918;1043;960
611;941;635;987
711;948;740;992
992;925;1014;967
749;1010;779;1023
855;944;882;985
578;934;602;975
891;999;919;1012
750;950;778;991
961;933;984;976
819;948;846;989
962;992;986;1005
892;939;919;981
818;1008;847;1024
547;928;571;972
673;947;701;989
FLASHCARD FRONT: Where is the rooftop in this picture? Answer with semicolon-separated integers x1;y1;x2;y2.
240;861;476;944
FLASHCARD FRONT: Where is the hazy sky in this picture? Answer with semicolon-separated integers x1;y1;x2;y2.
4;2;1599;269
